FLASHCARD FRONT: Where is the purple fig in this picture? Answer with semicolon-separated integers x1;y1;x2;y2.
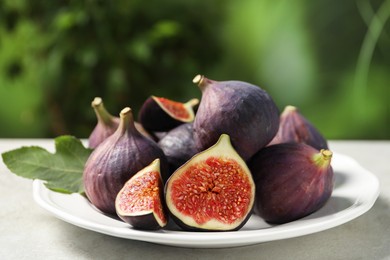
138;96;199;132
165;134;255;231
115;159;168;230
88;97;120;149
249;143;334;224
158;123;199;173
88;97;155;149
152;131;168;141
192;75;279;161
268;105;328;150
83;107;169;215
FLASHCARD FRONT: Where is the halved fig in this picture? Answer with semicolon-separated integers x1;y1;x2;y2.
138;96;199;132
115;159;168;230
268;105;328;150
249;143;334;224
165;134;255;231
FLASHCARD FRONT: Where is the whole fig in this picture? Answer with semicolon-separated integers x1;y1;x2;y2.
88;97;155;149
249;143;334;224
192;75;279;161
83;107;168;215
115;159;168;230
158;123;199;173
138;96;199;132
165;134;255;231
268;105;328;150
88;97;120;149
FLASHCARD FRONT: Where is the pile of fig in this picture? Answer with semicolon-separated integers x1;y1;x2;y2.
83;75;334;232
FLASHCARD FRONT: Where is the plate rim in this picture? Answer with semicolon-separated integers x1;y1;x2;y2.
32;152;380;248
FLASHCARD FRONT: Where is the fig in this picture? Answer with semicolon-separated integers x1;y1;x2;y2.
268;105;328;150
83;107;168;215
115;159;168;230
152;131;168;141
138;96;199;132
88;97;154;149
158;123;199;173
88;97;120;149
249;143;334;224
165;134;255;231
192;75;279;161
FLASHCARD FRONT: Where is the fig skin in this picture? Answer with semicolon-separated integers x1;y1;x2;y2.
88;97;155;149
248;143;334;224
138;96;199;132
83;107;169;215
165;134;255;231
268;105;328;150
158;123;199;173
193;75;279;161
115;159;168;230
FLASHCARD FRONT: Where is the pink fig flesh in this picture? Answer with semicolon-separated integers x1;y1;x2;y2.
115;159;168;230
165;134;255;231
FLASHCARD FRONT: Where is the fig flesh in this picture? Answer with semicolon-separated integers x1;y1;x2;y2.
192;75;279;161
158;123;199;173
268;105;328;150
115;159;168;230
88;97;154;149
138;96;199;132
83;107;168;215
249;143;334;224
165;134;255;231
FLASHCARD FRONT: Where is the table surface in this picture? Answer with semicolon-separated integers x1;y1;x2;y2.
0;139;389;260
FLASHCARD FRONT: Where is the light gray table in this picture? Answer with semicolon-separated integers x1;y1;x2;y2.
0;139;389;260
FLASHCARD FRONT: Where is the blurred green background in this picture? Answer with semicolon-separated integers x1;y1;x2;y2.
0;0;389;139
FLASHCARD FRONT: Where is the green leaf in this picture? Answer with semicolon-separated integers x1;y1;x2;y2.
1;135;92;194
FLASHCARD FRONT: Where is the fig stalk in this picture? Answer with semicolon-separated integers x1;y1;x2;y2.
313;149;333;167
92;97;118;127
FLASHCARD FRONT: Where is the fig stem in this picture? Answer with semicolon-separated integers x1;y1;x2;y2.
92;97;116;125
321;149;333;160
193;74;210;92
118;107;136;135
313;149;333;167
192;74;204;85
284;105;297;113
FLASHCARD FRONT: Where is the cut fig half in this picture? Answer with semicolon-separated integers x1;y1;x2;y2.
165;134;255;231
138;96;199;132
115;159;168;230
153;96;199;122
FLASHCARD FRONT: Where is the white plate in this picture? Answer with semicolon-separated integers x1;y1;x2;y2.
32;153;379;248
